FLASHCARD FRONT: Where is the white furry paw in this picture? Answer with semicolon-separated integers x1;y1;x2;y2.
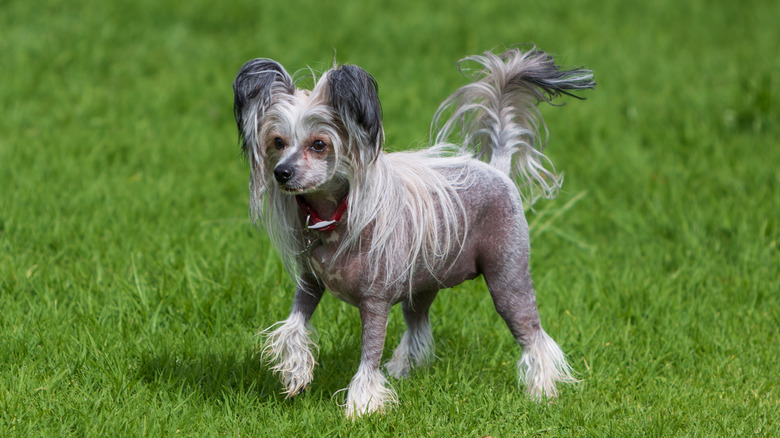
260;312;318;397
344;365;398;418
385;329;434;379
384;352;412;379
518;329;578;401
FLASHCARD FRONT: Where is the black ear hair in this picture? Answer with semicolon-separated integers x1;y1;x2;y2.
233;59;294;156
327;65;384;151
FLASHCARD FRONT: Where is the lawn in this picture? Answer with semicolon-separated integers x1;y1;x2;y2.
1;0;778;435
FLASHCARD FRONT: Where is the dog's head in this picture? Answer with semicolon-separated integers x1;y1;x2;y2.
233;59;384;195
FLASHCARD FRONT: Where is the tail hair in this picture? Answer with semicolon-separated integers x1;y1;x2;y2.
432;47;594;204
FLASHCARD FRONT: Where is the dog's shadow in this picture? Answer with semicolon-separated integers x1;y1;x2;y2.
136;343;365;405
135;318;488;407
137;347;268;400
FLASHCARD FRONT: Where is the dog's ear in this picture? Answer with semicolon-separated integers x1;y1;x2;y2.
327;65;384;155
233;59;294;157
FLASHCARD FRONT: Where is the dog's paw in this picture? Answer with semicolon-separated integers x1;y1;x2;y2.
344;365;398;419
384;355;411;379
385;331;413;379
384;329;435;379
518;328;579;401
260;313;318;397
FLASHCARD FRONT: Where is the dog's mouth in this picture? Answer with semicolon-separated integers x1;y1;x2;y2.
279;185;304;194
277;183;312;194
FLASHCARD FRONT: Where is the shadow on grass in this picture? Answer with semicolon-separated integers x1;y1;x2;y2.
135;343;363;406
136;347;273;400
133;319;508;411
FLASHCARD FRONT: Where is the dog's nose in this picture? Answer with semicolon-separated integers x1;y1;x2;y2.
274;165;295;183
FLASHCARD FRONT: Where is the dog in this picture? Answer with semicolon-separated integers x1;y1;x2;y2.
232;47;594;417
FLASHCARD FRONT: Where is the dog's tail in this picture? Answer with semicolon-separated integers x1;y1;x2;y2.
432;48;594;204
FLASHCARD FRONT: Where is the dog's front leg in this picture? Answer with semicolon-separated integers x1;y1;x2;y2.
261;274;324;397
345;299;398;418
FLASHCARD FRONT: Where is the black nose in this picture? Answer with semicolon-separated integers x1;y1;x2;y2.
274;164;295;183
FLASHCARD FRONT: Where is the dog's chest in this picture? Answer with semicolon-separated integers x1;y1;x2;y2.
309;235;362;306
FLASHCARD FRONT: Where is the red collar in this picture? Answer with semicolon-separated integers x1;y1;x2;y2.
295;195;348;233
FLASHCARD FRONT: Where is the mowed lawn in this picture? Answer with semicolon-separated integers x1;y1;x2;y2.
1;0;778;436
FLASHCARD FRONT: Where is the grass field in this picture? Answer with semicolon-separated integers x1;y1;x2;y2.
1;0;778;435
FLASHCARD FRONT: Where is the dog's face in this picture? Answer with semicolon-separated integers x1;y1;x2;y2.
233;59;385;195
260;89;343;193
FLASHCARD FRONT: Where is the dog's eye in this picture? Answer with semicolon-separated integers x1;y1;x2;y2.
273;137;285;150
310;139;327;152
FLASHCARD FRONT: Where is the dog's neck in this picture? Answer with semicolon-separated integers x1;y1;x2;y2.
296;179;349;221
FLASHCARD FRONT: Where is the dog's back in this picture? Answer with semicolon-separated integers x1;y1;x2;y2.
382;48;595;291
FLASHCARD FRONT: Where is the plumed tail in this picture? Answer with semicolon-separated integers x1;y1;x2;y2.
432;48;594;204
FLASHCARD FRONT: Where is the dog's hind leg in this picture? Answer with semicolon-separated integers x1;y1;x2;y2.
261;275;324;397
345;299;398;418
481;252;577;401
385;290;438;378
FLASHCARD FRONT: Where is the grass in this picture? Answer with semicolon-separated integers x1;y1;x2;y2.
1;0;778;435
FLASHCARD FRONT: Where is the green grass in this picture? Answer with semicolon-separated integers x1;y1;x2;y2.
1;0;778;435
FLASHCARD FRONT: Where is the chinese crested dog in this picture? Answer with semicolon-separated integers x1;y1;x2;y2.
232;47;594;417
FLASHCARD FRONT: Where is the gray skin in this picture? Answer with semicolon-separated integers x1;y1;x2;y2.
285;161;541;392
